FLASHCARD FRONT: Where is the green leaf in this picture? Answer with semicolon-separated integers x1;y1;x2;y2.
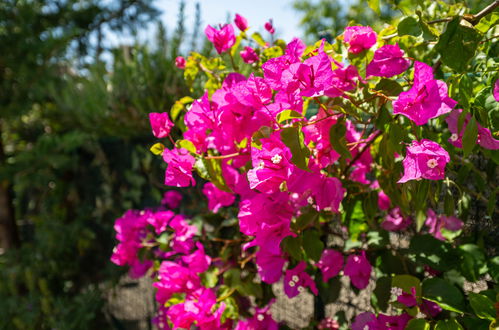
292;208;318;231
329;120;352;160
367;0;380;15
375;79;403;96
459;244;487;282
422;277;465;313
489;256;499;282
462;116;478;157
372;276;391;312
194;157;231;192
150;143;165;155
316;275;341;304
458;74;472;110
398;16;422;37
435;17;482;72
201;268;219;288
281;236;304;261
405;319;430;330
409;235;460;271
280;126;310;170
468;293;495;321
434;319;464;330
177;140;196;154
302;229;324;262
475;12;499;33
251;32;267;47
276;110;304;123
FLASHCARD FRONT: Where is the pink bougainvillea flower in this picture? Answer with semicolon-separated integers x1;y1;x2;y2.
351;312;377;330
325;64;362;98
397;286;418;307
169;215;197;253
167;288;225;330
393;61;457;125
378;190;391;210
255;248;286;284
161;190;182;209
234;14;248;31
343;26;377;54
381;207;412;231
235;300;278;330
247;135;293;193
366;44;411;78
181;242;211;273
344;251;372;289
494;79;499;102
147;210;175;235
202;182;235;213
240;46;259;64
398;139;450;183
153;261;201;304
446;109;499;150
283;261;318;298
163;148;196;187
425;209;463;241
375;313;412;330
264;20;275;34
420;299;442;317
317;249;343;282
175;56;186;69
205;24;236;54
238;192;293;237
149;112;174;138
344;120;374;185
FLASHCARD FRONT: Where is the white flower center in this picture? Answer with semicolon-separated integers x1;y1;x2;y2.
258;161;265;169
271;154;282;164
307;196;314;204
288;280;295;287
292;275;299;282
390;286;402;296
257;314;265;321
450;133;458;142
427;158;438;169
297;286;304;292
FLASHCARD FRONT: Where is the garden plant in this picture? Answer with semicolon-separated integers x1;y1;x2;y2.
111;0;499;328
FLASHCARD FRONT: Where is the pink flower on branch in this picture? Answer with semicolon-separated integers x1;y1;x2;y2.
366;44;411;78
344;251;372;289
149;112;174;138
343;26;377;54
393;61;457;125
398;139;450;183
234;13;248;32
283;261;318;298
205;24;236;54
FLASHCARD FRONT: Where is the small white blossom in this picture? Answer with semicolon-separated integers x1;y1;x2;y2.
450;133;458;142
288;280;295;287
271;154;282;164
427;158;438;168
257;314;265;321
292;275;299;282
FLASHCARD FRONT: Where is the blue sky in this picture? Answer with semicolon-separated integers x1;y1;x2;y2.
108;0;304;48
158;0;304;41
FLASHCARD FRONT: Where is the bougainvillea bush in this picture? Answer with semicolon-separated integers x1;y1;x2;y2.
111;1;499;328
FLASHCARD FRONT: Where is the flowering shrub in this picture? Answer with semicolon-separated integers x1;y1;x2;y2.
112;2;499;329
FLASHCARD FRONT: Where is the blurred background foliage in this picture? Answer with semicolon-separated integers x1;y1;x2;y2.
0;0;205;328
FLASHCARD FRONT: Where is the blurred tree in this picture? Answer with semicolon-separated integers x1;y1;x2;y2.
0;0;204;328
293;0;486;42
0;0;159;251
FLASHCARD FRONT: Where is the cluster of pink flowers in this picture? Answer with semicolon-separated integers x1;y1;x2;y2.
111;12;499;328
